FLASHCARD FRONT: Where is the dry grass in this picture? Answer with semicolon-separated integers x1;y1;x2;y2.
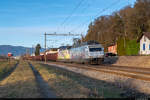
0;60;42;98
31;61;126;98
113;56;150;68
31;62;90;98
0;60;7;65
0;60;17;79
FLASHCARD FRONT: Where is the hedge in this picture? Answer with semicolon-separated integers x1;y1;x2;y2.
117;38;140;56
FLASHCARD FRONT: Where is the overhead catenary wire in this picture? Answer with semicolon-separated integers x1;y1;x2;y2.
70;0;122;33
45;33;81;49
78;0;128;35
69;0;122;34
51;0;128;48
57;0;85;33
64;0;92;28
60;0;85;27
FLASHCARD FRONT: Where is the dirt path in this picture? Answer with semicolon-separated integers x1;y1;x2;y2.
28;62;57;98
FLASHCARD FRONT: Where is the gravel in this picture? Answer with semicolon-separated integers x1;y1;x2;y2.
46;63;150;98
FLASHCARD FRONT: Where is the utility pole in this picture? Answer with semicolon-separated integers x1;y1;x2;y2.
32;45;35;56
124;32;126;48
32;45;33;56
25;48;28;60
98;32;100;43
26;48;30;59
44;32;81;63
45;32;47;50
44;32;47;64
81;33;83;43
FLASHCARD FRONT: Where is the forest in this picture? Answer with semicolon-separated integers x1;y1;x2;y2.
82;0;150;55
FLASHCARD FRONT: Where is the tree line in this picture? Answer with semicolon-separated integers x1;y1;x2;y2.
82;0;150;53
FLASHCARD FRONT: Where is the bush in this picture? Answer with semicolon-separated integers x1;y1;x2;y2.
117;38;140;56
117;38;126;56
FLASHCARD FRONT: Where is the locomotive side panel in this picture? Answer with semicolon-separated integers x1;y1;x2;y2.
70;46;88;63
70;44;104;64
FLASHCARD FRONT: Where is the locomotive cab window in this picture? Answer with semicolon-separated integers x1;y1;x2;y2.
89;48;102;52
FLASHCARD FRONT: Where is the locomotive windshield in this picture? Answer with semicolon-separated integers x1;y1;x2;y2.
89;48;102;52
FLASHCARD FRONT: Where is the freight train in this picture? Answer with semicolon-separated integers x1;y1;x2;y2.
25;41;104;64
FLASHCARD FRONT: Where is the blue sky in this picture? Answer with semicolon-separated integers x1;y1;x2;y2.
0;0;136;48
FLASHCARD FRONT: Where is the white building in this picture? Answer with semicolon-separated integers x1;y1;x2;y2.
137;32;150;55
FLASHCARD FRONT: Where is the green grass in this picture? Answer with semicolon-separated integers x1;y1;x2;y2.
117;38;140;56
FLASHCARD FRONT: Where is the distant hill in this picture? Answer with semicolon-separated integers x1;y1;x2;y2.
0;45;44;56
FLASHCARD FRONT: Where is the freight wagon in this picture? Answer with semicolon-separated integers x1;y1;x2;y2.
57;41;104;64
34;55;44;61
46;53;58;61
27;41;104;65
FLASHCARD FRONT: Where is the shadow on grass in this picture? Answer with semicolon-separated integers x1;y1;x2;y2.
0;61;19;82
41;63;149;98
28;62;57;98
0;79;42;98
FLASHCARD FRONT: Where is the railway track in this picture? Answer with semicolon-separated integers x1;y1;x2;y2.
42;61;150;82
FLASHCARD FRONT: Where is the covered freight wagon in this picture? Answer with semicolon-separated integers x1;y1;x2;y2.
45;48;58;61
34;55;44;61
46;53;58;61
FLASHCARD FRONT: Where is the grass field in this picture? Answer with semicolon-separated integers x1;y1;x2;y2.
31;61;127;98
0;60;146;98
0;60;18;80
0;60;42;98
